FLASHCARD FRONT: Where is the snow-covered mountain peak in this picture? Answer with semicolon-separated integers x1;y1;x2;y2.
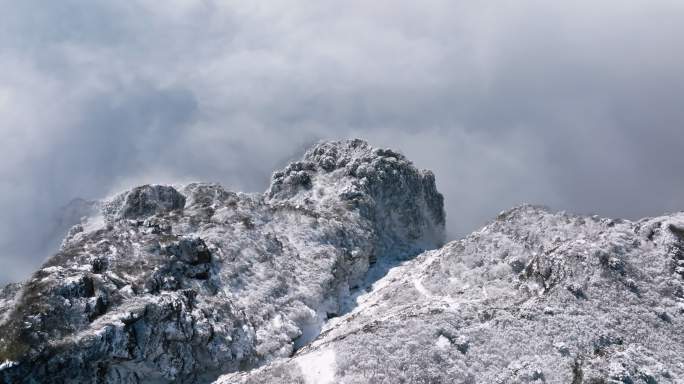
0;139;445;383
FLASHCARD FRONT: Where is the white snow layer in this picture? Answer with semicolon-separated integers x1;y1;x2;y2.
296;348;336;384
0;360;18;371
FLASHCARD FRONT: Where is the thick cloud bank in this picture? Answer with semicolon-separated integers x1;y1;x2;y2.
1;0;684;284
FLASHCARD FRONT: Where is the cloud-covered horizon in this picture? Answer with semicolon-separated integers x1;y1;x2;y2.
2;0;684;284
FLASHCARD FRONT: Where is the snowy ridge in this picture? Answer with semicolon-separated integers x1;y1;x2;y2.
217;205;684;383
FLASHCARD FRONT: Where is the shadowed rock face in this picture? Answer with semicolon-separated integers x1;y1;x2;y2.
0;139;445;384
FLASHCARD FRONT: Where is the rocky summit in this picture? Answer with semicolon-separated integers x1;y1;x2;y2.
1;140;683;384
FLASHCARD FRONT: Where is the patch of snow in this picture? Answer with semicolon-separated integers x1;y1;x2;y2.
413;277;433;298
41;266;64;274
435;335;451;350
82;213;105;233
0;360;18;371
296;348;336;384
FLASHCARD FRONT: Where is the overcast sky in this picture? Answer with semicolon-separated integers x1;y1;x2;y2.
1;0;684;285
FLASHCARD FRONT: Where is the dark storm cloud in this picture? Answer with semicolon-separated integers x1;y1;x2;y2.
1;0;684;284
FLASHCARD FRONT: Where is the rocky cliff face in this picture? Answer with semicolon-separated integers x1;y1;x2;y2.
0;139;445;383
1;140;683;384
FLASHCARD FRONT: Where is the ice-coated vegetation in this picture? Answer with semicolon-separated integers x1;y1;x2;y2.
0;139;445;383
218;205;684;383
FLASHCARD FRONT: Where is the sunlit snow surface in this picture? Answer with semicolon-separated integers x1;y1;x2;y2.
296;348;336;384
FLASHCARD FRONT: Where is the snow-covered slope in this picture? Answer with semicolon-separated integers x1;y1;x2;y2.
2;139;684;384
0;139;445;383
217;205;684;383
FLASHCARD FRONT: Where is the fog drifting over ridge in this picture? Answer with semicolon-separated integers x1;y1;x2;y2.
1;0;684;284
